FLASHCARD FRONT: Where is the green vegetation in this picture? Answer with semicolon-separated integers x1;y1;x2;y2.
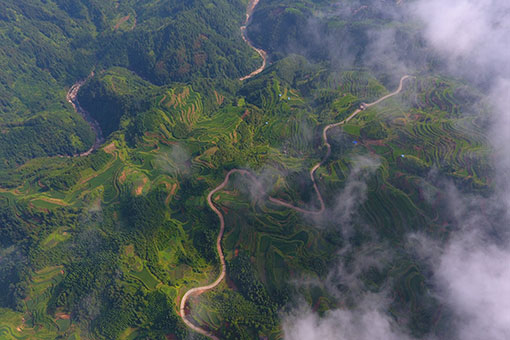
249;0;429;81
0;0;494;339
0;0;260;166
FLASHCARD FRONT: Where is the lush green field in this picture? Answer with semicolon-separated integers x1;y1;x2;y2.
0;60;490;338
0;0;259;167
0;0;493;339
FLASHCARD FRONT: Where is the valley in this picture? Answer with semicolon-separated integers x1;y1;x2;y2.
0;1;494;340
240;0;268;81
66;75;105;157
179;75;414;338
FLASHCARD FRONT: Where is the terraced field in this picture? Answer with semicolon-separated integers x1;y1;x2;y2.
178;75;441;338
0;14;492;337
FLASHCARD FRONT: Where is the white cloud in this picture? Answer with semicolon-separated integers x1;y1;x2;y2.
283;295;411;340
410;0;510;72
331;155;380;229
155;143;191;176
284;1;510;339
408;2;510;339
436;233;510;340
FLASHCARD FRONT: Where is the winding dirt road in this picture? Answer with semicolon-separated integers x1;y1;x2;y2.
66;74;104;157
179;169;251;339
179;75;413;339
322;75;413;160
239;0;267;81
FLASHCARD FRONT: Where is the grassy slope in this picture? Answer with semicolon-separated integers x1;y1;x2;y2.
0;60;491;339
0;0;258;166
0;1;493;339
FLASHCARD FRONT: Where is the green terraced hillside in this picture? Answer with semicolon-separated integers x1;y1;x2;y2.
0;0;497;339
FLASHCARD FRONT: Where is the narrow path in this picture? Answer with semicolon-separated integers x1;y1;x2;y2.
179;75;413;338
66;73;105;157
322;75;413;160
239;0;267;81
179;169;251;340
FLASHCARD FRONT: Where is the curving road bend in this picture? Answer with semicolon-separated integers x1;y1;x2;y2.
180;169;254;340
239;0;267;81
179;75;413;339
66;73;105;157
322;75;413;160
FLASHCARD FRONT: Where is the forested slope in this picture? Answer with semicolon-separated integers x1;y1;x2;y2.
0;0;258;166
0;1;495;340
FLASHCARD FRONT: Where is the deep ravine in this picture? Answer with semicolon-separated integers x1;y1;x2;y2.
66;73;105;157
